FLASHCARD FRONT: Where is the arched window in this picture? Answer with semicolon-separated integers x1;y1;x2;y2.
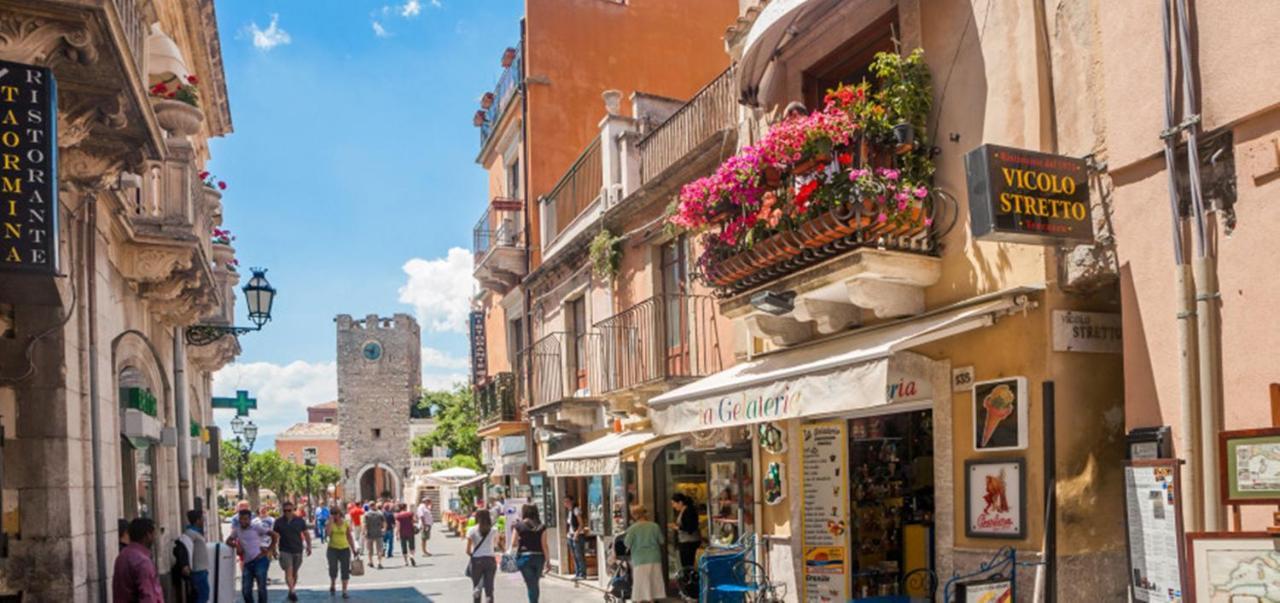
119;366;157;520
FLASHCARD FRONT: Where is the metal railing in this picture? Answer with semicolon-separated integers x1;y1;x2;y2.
476;372;518;427
594;294;722;394
542;137;603;243
637;67;738;185
517;331;604;410
479;46;523;149
111;0;148;76
473;199;525;260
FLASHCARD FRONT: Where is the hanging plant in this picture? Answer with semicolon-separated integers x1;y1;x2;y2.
589;229;622;281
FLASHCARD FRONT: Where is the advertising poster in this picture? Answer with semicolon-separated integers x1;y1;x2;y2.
973;377;1028;451
801;421;849;603
956;577;1013;603
1123;460;1184;602
965;459;1025;538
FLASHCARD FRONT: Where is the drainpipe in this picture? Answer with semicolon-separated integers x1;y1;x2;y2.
1160;0;1202;531
174;330;191;512
519;19;537;473
85;191;109;602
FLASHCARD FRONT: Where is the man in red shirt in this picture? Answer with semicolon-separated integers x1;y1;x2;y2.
394;502;418;567
348;502;365;552
113;518;163;602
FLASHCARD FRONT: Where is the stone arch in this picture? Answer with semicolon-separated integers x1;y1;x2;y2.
111;330;172;523
111;329;172;420
354;462;401;501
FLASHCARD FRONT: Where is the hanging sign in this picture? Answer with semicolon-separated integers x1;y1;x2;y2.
800;421;849;603
1123;459;1185;603
965;144;1093;244
469;310;487;385
1053;310;1122;353
0;59;58;275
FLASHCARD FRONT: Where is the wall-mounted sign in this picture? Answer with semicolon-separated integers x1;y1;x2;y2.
965;144;1093;244
1123;459;1186;603
952;366;975;392
973;377;1029;451
0;59;58;275
956;577;1013;603
469;310;487;385
800;421;849;602
1052;310;1122;353
965;458;1026;539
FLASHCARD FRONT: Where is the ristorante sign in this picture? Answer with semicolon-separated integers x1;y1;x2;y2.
0;59;57;275
965;144;1092;244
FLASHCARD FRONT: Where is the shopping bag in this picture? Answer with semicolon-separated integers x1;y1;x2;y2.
500;553;520;574
350;554;365;577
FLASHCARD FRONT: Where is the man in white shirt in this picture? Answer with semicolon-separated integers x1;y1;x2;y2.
415;499;434;557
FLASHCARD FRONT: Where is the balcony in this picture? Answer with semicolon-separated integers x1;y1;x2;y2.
517;332;604;432
476;372;522;436
594;294;722;398
473;198;526;295
478;45;523;151
636;67;739;188
540;137;603;256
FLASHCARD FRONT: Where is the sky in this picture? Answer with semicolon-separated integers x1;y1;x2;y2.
207;0;520;449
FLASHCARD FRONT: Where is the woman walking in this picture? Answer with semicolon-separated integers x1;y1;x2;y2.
510;504;548;602
670;493;701;597
464;509;501;603
325;505;355;599
624;505;665;603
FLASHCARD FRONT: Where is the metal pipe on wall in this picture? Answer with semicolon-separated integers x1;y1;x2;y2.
174;331;191;512
85;192;109;602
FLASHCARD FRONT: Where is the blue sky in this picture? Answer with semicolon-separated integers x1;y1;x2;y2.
208;0;520;447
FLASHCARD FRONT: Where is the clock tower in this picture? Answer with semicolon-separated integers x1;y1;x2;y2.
335;313;421;501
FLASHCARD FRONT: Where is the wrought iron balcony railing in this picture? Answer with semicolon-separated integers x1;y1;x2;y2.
473;198;525;259
476;372;518;428
516;331;604;410
479;46;523;150
594;294;722;395
541;137;603;246
636;67;738;186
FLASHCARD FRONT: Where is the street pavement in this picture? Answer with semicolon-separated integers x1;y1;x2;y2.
256;528;605;602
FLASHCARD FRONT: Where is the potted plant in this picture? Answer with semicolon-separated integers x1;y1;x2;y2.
149;75;203;136
870;50;931;154
473;110;486;127
501;47;517;68
589;229;623;282
480;92;495;109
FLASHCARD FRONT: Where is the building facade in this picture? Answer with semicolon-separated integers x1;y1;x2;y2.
336;313;420;501
276;402;341;469
0;0;241;599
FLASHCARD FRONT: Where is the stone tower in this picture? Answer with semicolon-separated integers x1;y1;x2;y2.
336;313;421;500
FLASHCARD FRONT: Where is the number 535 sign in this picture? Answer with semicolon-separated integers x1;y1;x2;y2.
953;366;975;392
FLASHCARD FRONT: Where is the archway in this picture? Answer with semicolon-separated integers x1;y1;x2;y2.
356;463;400;501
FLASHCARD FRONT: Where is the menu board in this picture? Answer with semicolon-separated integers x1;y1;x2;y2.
801;421;849;603
1123;460;1185;603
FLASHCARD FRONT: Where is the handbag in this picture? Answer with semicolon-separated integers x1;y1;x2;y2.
500;551;519;574
350;552;365;577
464;529;492;578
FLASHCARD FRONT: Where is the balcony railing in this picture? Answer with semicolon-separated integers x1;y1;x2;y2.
111;0;148;76
479;46;523;149
636;67;738;185
517;331;604;410
473;198;525;259
594;294;722;394
477;372;518;428
541;137;603;245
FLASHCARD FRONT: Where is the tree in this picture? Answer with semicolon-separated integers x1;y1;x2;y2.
411;383;479;467
219;440;247;491
243;449;288;509
432;454;483;472
312;464;342;504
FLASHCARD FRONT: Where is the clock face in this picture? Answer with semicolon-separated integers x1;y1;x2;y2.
362;342;383;361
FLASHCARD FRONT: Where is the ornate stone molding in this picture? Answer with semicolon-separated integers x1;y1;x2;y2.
0;12;97;67
743;312;813;347
117;246;193;284
187;333;240;373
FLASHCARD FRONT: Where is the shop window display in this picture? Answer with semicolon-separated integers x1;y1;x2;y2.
708;456;755;547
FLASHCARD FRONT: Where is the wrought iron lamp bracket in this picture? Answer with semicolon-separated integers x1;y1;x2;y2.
185;325;257;347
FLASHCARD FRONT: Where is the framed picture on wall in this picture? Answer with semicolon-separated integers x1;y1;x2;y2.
1218;427;1280;505
955;576;1013;603
1186;531;1280;602
965;458;1025;539
973;377;1029;451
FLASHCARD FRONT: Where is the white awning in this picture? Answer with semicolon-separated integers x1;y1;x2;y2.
545;431;657;477
649;288;1039;435
737;0;842;108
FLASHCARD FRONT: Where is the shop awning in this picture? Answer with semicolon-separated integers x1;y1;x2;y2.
737;0;843;108
545;431;657;477
648;287;1039;435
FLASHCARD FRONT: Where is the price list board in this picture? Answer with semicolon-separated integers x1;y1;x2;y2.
801;421;849;602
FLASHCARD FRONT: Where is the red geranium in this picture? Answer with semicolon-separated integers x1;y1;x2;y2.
838;152;853;167
187;75;199;85
794;180;819;214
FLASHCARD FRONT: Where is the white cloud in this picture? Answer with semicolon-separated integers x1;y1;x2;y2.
371;21;391;38
431;0;442;7
398;248;474;333
422;373;468;391
249;14;291;51
400;0;422;17
212;360;336;439
422;346;469;371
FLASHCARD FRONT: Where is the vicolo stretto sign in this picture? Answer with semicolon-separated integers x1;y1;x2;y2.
964;144;1092;244
0;59;58;275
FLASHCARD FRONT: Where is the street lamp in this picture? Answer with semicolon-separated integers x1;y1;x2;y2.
231;419;257;500
186;268;279;346
303;448;317;520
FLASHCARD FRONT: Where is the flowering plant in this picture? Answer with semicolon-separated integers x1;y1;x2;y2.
211;227;235;245
225;258;240;271
149;75;200;108
198;170;227;191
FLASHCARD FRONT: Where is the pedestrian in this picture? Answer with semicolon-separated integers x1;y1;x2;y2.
315;504;330;543
563;495;587;580
363;500;386;569
624;505;666;603
348;501;364;552
227;508;272;602
272;500;312;602
465;509;501;603
183;510;211;603
394;502;417;566
510;503;548;603
381;502;396;559
325;505;355;599
416;498;434;557
113;517;163;602
669;493;701;597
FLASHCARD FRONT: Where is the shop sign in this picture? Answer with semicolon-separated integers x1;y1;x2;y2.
973;377;1028;451
0;59;58;276
886;374;931;403
965;458;1026;538
469;310;487;385
965;144;1093;244
1052;310;1121;353
800;421;849;602
549;456;618;477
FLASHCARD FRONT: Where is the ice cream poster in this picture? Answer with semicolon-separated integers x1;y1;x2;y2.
966;459;1026;538
973;377;1029;451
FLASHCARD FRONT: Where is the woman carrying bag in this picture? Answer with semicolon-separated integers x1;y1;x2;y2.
507;504;548;602
325;505;356;599
465;509;502;603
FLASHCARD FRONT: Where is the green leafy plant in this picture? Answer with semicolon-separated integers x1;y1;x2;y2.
589;229;623;281
149;75;201;108
870;49;932;137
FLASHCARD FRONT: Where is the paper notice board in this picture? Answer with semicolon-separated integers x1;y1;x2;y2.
1123;459;1186;603
800;421;849;603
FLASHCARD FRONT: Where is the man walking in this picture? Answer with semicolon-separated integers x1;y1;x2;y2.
183;510;211;603
381;502;396;560
227;508;272;602
394;502;417;566
348;501;364;552
272;501;312;601
416;498;434;557
315;503;330;543
564;495;587;580
114;518;163;602
363;501;386;569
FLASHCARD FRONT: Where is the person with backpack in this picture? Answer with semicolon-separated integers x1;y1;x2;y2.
510;504;548;602
465;509;502;603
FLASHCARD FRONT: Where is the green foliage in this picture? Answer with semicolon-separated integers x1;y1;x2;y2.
589;229;623;282
219;440;247;486
870;48;932;135
313;464;342;492
431;454;483;473
411;384;479;460
244;449;288;496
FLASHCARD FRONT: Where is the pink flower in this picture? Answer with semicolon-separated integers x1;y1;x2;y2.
924;217;934;227
914;186;928;199
876;213;888;224
877;168;901;181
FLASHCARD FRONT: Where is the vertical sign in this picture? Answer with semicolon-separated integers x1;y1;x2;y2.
801;421;849;603
1123;459;1185;602
965;144;1092;244
0;59;58;274
469;310;487;385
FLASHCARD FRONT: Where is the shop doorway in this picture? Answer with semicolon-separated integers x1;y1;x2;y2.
848;408;934;598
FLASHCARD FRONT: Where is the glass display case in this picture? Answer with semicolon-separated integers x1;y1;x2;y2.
707;454;754;547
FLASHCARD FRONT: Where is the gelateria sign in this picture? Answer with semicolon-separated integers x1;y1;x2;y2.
0;59;58;275
964;144;1092;244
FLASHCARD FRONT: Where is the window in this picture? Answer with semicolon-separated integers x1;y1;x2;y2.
372;428;382;439
324;417;333;423
801;10;898;111
304;447;318;458
660;237;690;375
568;297;589;392
506;156;521;199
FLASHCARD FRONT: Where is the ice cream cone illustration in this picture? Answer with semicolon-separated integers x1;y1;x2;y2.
980;384;1017;447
